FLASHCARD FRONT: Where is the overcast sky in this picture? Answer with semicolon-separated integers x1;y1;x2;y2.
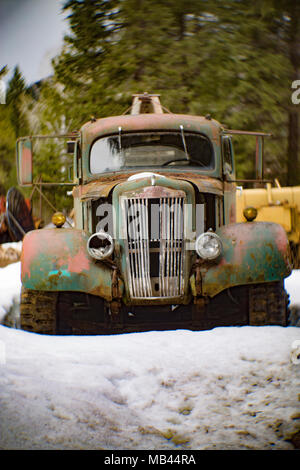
0;0;70;86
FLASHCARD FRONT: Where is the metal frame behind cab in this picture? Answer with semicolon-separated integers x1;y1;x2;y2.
16;133;80;187
221;129;272;183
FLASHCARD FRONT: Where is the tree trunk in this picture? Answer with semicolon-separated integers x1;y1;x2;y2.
287;1;300;186
287;112;299;186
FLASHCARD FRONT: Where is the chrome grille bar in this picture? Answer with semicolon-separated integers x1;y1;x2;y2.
124;195;185;299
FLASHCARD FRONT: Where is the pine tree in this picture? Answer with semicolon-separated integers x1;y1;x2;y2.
185;0;295;183
49;0;298;184
53;0;123;125
6;66;29;138
0;66;30;190
0;104;15;189
276;0;300;186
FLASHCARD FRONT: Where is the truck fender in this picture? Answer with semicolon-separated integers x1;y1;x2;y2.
193;222;291;298
21;228;123;301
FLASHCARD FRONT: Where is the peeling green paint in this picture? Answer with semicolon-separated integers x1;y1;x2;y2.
191;222;292;298
21;228;123;301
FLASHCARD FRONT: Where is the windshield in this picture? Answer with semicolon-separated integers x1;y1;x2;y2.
90;132;214;174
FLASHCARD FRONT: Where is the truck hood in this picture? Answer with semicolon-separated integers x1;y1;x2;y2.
74;171;223;200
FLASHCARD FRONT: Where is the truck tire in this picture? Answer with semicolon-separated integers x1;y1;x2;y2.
20;289;108;335
20;288;58;334
248;281;289;326
56;291;107;334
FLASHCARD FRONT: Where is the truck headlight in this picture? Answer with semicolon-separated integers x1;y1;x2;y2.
195;232;222;260
87;231;114;260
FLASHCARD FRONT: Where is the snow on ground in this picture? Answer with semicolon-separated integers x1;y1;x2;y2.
0;261;21;324
0;263;299;450
285;270;300;309
0;241;22;269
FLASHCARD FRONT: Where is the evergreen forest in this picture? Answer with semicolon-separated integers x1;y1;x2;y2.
0;0;299;213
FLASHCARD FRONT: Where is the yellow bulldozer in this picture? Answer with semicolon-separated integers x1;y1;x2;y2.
236;180;300;269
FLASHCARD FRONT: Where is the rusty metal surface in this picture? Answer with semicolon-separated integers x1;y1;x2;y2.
75;171;223;200
17;93;293;334
21;228;124;301
120;184;186;199
16;139;33;186
191;222;292;298
82;113;222;145
222;129;272;137
81;113;223;183
112;175;195;305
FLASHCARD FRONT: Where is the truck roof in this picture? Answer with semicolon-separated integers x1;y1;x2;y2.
81;113;223;146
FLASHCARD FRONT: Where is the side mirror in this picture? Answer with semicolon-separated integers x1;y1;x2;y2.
67;141;75;154
16;138;33;186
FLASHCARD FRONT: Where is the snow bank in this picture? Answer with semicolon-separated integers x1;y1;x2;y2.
0;324;299;450
0;263;299;450
0;261;21;323
285;270;300;307
0;241;22;268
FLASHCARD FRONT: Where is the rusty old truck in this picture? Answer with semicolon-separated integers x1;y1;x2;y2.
16;93;291;334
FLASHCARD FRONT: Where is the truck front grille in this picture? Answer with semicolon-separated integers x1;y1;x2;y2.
122;196;185;299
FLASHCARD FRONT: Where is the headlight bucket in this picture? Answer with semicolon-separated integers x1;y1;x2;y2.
52;212;66;228
87;231;114;260
195;232;222;260
243;206;258;222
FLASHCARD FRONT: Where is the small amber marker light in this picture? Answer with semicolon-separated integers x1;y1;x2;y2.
243;206;258;222
52;212;66;228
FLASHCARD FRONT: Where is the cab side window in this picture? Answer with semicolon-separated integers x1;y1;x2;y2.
222;136;233;174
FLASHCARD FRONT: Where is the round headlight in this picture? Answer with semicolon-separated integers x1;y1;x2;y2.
195;232;222;260
52;212;66;228
87;231;114;260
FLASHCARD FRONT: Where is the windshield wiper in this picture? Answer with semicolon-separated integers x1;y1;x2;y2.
180;125;190;161
118;126;122;151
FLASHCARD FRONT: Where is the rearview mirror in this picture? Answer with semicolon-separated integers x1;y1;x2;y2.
16;138;33;186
